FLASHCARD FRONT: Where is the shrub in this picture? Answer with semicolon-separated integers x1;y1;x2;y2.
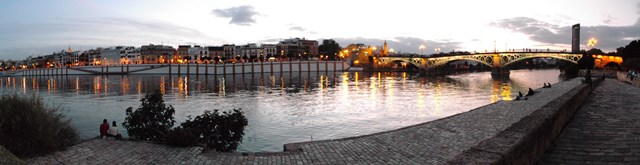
122;90;175;141
165;127;198;147
0;94;78;158
181;109;248;152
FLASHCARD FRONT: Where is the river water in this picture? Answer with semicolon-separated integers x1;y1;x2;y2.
0;69;568;152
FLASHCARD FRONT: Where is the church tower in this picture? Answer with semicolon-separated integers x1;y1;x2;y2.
383;40;389;56
67;46;73;53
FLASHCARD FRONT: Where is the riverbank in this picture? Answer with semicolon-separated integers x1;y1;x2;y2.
0;61;349;77
26;77;592;164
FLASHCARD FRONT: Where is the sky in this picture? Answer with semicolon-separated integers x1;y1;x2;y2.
0;0;639;60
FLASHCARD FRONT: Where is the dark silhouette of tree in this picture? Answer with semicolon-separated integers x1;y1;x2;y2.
586;48;605;55
622;40;640;61
318;39;341;60
578;53;595;70
180;109;248;152
123;90;176;141
621;40;640;69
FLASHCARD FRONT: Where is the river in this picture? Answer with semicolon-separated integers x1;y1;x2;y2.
0;69;569;152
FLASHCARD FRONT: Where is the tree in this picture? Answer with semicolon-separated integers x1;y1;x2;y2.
578;53;595;70
318;39;341;60
622;40;640;60
586;48;605;55
180;109;248;152
123;90;176;141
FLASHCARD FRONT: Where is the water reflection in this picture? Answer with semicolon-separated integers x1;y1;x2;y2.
0;69;568;152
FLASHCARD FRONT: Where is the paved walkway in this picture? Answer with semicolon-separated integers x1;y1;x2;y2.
28;79;585;164
539;79;640;164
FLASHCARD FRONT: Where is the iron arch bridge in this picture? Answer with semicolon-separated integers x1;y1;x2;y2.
379;52;584;70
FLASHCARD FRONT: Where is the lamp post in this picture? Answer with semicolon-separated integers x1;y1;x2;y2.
419;45;426;56
587;37;597;48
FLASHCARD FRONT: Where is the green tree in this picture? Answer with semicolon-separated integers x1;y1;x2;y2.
123;90;176;141
318;39;342;60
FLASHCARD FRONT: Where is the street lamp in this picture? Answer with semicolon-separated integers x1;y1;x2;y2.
434;48;441;54
587;37;597;48
419;45;426;56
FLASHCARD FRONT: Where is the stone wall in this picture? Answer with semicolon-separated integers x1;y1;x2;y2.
617;71;640;87
450;78;603;164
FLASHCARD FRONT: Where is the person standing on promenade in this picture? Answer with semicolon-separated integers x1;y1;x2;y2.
100;119;109;139
108;121;122;140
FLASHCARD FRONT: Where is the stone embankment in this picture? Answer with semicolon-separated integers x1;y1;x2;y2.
0;61;349;77
27;78;594;164
538;79;640;164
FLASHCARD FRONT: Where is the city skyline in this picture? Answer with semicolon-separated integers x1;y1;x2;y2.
1;0;639;60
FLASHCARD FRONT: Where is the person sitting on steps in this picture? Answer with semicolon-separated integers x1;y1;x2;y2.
108;121;123;140
526;88;535;97
100;119;109;139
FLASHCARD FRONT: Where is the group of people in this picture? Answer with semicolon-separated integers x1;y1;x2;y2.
100;119;122;140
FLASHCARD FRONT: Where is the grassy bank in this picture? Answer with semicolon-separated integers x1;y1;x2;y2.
0;93;78;158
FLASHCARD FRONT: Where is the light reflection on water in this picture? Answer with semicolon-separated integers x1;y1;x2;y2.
0;69;568;152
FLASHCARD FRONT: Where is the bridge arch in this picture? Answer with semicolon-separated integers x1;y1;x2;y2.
386;59;421;69
500;53;581;68
425;55;493;69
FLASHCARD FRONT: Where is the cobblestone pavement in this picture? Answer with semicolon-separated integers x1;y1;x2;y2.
539;79;640;164
28;140;203;164
28;79;584;164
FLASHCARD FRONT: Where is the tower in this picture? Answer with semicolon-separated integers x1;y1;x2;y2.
67;46;72;53
571;24;580;53
383;40;389;56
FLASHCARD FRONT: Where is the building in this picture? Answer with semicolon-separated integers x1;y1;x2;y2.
206;46;224;63
52;47;80;67
262;44;277;59
223;44;236;60
187;45;207;63
140;44;175;64
239;43;261;59
177;45;191;62
101;46;134;65
79;48;103;66
382;40;389;56
276;38;318;60
572;24;580;53
120;47;141;64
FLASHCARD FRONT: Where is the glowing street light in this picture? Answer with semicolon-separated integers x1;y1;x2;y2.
434;48;441;54
419;45;426;56
588;37;597;48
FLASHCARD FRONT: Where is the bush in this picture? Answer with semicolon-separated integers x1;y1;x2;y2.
165;127;198;147
181;109;248;152
122;90;175;141
0;94;78;158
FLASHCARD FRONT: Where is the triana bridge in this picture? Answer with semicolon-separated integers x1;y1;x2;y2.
378;52;622;76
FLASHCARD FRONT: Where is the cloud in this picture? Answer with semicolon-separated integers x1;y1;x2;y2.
491;17;640;51
0;18;218;60
211;5;259;26
289;26;305;31
602;15;615;24
333;37;462;54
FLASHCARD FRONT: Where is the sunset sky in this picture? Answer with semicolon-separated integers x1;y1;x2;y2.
1;0;639;60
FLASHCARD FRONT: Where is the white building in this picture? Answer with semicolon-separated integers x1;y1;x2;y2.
120;47;140;64
100;46;130;65
187;45;208;63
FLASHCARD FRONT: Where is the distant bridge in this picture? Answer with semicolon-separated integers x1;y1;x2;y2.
378;52;622;75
